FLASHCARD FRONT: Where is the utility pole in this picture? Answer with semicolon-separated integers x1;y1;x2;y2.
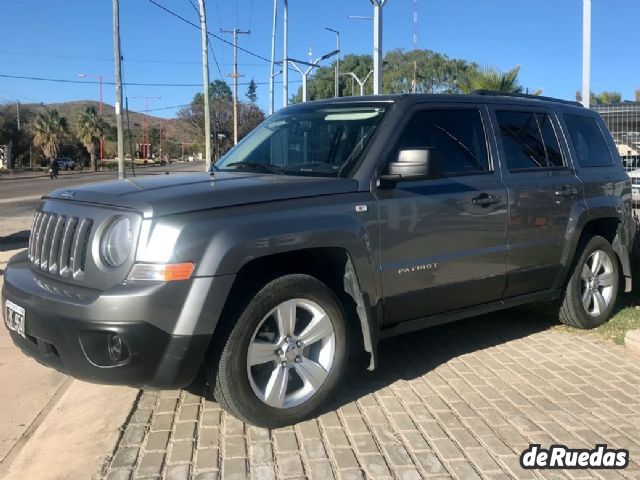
325;27;340;98
133;96;160;160
283;0;289;108
78;73;106;170
112;0;125;179
197;0;212;171
221;28;250;145
270;0;278;115
371;0;388;95
16;101;20;131
582;0;591;108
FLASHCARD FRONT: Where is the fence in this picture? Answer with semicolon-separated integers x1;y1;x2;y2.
593;102;640;173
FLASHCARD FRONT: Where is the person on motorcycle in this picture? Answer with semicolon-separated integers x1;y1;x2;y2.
49;158;59;179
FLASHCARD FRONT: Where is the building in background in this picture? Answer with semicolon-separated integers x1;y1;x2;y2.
594;102;640;171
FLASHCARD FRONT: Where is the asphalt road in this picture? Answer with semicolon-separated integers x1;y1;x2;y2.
0;161;206;218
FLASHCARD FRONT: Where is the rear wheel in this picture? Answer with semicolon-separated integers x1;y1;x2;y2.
208;274;348;427
559;236;619;329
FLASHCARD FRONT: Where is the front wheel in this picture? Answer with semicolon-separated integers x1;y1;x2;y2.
559;236;620;329
208;274;348;427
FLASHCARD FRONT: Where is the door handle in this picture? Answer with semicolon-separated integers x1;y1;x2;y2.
471;194;501;207
554;186;578;198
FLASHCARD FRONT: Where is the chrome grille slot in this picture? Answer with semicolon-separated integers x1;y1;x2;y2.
29;211;93;280
58;217;78;278
48;216;67;274
39;214;57;270
70;219;93;279
28;212;44;261
33;212;50;267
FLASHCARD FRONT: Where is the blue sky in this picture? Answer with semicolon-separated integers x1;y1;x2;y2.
0;0;637;118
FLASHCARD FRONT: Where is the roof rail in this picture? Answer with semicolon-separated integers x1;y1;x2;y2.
470;90;583;107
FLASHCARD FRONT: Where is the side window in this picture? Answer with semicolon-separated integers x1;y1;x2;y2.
564;114;614;167
396;109;490;175
496;111;564;170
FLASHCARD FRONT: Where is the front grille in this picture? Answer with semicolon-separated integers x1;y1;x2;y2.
28;211;94;280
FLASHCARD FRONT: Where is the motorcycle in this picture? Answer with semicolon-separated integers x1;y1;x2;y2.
49;168;58;179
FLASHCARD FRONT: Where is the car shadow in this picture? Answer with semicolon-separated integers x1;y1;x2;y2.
0;230;30;252
185;305;560;417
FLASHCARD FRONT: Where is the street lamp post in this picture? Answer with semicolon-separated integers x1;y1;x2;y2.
287;50;340;102
372;0;387;95
78;73;106;170
344;71;374;96
283;0;289;108
325;27;340;98
582;0;591;108
348;0;388;95
270;0;278;115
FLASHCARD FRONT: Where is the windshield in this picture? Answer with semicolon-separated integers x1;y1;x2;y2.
214;105;388;177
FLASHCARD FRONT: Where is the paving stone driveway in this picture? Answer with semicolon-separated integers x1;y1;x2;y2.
103;308;640;480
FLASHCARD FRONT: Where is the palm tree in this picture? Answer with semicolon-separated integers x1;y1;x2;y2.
32;109;68;163
460;65;524;94
76;107;106;171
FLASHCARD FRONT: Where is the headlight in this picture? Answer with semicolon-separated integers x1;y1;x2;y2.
101;216;133;267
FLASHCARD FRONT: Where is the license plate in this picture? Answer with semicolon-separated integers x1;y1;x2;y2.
4;299;26;339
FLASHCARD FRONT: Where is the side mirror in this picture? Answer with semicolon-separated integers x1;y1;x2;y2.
379;148;442;188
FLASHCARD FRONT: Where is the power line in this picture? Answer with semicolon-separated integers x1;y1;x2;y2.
0;50;278;67
148;0;273;64
186;0;224;81
0;72;297;87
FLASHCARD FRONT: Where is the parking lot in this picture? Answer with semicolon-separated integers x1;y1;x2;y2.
104;309;640;480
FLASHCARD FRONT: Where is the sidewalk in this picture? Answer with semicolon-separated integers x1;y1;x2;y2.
104;310;640;480
0;248;139;480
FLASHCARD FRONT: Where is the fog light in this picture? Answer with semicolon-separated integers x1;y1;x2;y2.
107;333;124;362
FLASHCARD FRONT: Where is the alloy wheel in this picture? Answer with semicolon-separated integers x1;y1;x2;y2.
246;298;336;409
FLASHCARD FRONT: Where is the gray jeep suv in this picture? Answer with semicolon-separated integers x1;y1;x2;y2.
2;93;634;427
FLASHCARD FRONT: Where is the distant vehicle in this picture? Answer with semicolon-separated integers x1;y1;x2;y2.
55;158;75;171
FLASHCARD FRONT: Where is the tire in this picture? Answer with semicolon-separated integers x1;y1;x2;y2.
208;274;348;427
559;235;620;329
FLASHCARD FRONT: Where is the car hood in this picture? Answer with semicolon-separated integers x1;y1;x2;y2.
44;171;359;217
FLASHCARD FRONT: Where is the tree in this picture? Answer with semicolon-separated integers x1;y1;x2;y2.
246;78;258;103
292;50;479;101
76;107;107;171
576;90;622;105
178;86;265;159
383;49;477;94
32;109;67;162
636;89;640;102
596;91;622;105
459;65;523;94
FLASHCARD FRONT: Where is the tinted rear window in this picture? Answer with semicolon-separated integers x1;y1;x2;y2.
564;114;614;167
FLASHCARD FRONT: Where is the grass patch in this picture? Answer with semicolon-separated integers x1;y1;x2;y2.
553;249;640;345
579;306;640;344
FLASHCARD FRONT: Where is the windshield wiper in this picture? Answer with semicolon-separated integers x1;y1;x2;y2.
224;161;286;175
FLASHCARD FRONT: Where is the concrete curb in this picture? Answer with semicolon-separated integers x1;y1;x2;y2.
625;329;640;355
1;381;139;480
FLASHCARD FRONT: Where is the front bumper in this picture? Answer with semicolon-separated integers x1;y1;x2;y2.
2;251;234;389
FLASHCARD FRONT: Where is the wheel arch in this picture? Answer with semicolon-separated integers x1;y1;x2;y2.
562;205;633;292
212;247;379;371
